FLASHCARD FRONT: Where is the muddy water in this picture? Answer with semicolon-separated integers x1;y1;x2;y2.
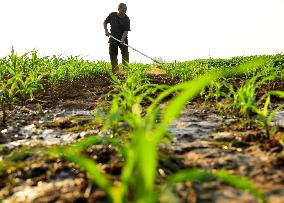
0;108;98;155
1;105;284;202
272;109;284;128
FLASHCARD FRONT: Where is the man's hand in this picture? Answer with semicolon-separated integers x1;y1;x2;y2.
103;21;110;37
105;30;110;37
121;31;128;44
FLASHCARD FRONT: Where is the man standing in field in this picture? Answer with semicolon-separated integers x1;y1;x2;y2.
103;3;131;73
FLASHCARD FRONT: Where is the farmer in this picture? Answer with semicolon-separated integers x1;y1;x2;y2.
103;3;131;73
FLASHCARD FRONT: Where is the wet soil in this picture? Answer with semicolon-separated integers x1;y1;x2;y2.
0;74;284;203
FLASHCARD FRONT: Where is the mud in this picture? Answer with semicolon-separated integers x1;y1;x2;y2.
0;75;283;203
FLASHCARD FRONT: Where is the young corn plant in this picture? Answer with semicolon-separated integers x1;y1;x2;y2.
0;89;5;125
0;74;20;125
201;78;236;103
233;75;258;118
46;58;267;203
232;69;281;136
252;94;283;138
0;67;5;124
97;67;169;137
16;73;44;103
0;70;19;124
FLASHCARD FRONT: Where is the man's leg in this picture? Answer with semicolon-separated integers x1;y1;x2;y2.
119;43;129;67
109;43;119;72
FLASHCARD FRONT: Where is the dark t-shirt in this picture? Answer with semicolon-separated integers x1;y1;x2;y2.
105;12;131;43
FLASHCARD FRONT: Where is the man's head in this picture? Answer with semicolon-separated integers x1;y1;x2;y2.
118;3;127;16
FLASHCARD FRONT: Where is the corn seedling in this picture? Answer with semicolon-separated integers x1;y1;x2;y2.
252;94;283;138
0;89;6;125
97;67;169;137
44;58;268;203
0;51;281;202
201;78;236;103
16;73;44;103
233;75;258;118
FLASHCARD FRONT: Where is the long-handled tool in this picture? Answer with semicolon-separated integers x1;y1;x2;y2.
109;35;162;64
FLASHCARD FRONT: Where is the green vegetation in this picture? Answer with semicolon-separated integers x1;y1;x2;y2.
0;48;110;124
0;49;284;202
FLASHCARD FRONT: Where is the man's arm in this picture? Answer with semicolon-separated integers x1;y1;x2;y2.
103;20;110;36
121;31;128;44
121;17;130;44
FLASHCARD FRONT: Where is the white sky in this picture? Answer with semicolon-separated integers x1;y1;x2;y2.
1;0;284;63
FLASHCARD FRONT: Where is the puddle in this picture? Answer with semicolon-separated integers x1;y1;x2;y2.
272;109;284;128
0;109;99;158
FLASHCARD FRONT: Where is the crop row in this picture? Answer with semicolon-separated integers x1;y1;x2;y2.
1;53;284;202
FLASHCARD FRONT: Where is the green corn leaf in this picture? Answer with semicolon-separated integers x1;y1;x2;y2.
271;90;284;98
165;169;214;186
263;94;271;116
68;135;102;152
215;170;267;203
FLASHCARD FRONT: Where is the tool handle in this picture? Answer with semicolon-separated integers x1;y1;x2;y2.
109;35;162;64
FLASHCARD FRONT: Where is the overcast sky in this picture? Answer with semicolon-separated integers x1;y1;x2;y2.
1;0;284;62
